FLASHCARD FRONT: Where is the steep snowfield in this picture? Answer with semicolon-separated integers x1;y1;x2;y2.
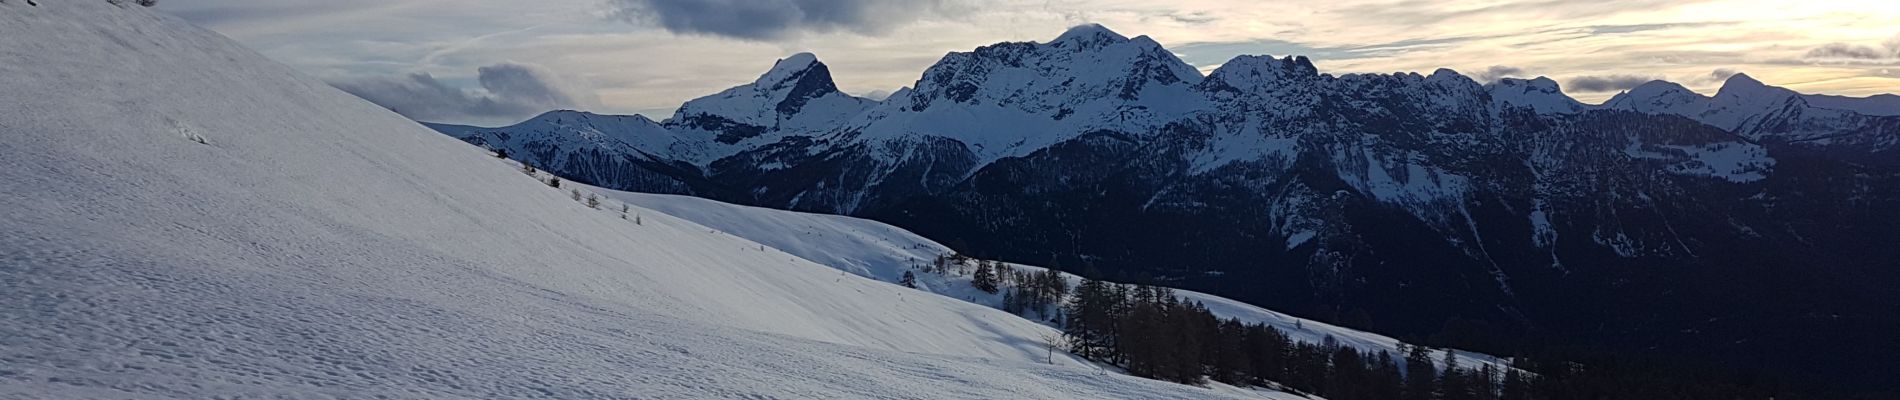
615;192;1512;373
0;3;1289;399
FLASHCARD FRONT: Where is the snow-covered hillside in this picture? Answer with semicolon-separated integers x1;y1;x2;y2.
0;2;1291;398
615;192;1512;373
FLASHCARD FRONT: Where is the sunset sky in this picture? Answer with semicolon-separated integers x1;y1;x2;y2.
162;0;1900;126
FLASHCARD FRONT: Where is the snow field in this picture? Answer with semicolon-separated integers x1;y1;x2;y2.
0;2;1290;399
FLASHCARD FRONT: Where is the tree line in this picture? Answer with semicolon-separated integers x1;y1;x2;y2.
1060;276;1533;399
921;254;1785;399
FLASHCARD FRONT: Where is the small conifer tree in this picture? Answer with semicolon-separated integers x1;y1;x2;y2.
972;262;999;293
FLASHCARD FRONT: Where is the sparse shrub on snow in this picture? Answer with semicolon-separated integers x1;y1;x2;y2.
585;194;600;209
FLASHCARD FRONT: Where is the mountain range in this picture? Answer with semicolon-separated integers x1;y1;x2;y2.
428;24;1900;392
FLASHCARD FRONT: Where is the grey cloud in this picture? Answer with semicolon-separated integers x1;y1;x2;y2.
1337;0;1708;27
1802;34;1900;62
607;0;964;41
1581;22;1734;35
1566;74;1657;92
1160;11;1217;25
1804;43;1891;60
477;63;598;110
1347;35;1505;54
1696;68;1740;84
1476;65;1526;83
331;62;599;125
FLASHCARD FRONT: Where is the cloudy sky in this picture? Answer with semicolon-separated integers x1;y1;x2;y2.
161;0;1900;126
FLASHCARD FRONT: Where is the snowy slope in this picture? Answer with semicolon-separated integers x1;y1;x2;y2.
614;192;1513;373
0;3;1292;399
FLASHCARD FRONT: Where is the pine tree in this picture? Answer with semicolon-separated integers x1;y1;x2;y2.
899;271;917;288
1209;318;1252;385
972;262;998;293
1328;345;1367;400
1372;351;1406;400
1002;289;1020;314
1119;294;1165;379
1245;323;1292;386
1440;350;1471;400
1475;363;1499;400
1500;367;1532;400
1403;345;1437;400
1063;277;1113;360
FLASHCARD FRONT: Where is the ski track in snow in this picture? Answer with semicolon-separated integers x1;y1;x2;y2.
0;3;1295;399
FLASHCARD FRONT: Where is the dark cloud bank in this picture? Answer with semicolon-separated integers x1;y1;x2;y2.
607;0;962;40
332;63;598;125
1475;65;1526;83
1565;74;1657;92
1802;33;1900;62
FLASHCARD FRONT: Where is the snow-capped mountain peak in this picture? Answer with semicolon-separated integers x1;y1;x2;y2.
1594;73;1895;155
1050;23;1131;48
1604;80;1707;116
841;23;1207;163
1716;72;1767;94
905;23;1199;108
1487;76;1585;114
1711;72;1799;107
1701;72;1804;131
759;52;823;88
666;52;871;148
1199;55;1320;95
